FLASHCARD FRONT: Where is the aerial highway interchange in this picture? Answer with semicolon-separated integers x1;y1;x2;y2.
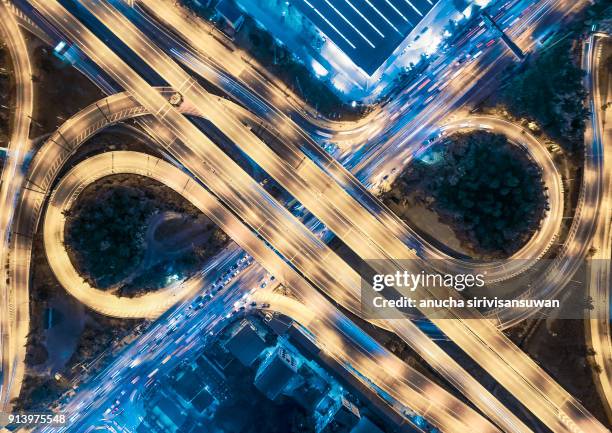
0;0;610;432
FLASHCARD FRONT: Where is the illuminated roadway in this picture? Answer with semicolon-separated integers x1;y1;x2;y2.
17;1;610;432
0;0;33;411
117;0;577;297
350;0;588;177
12;82;563;433
0;32;513;431
19;0;573;294
43;153;244;318
122;1;612;372
135;0;376;136
132;0;572;148
33;92;563;318
77;0;564;305
67;3;609;432
584;32;612;424
40;150;502;433
0;3;596;432
49;0;594;332
1;0;608;430
40;101;529;433
0;86;494;432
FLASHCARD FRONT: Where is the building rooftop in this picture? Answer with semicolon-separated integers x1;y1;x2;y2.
255;346;300;400
174;369;202;402
225;319;267;367
316;394;361;432
191;388;214;413
147;394;188;433
292;0;440;74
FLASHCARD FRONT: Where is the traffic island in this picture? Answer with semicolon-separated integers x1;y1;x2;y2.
64;174;229;297
383;129;548;260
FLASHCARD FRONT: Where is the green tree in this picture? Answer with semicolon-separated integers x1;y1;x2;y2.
385;131;548;258
501;38;588;150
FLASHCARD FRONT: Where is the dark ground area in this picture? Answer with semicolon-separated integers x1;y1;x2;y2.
382;131;547;259
15;230;144;411
506;279;611;428
30;42;104;137
65;174;229;296
0;37;13;172
498;38;588;153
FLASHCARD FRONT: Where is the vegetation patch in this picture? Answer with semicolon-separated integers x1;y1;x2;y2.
65;179;154;288
65;174;229;295
499;38;588;151
383;131;547;258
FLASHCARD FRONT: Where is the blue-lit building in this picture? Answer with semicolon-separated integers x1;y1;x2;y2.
137;355;222;433
255;346;300;400
224;319;267;367
174;367;216;413
289;363;330;411
316;394;361;433
292;0;440;74
139;391;202;433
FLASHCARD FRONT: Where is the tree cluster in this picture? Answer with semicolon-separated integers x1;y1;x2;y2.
12;375;66;412
65;175;229;294
65;182;156;288
387;131;548;258
501;38;588;151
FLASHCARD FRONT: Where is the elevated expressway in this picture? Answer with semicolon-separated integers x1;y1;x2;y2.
16;0;574;289
584;32;612;423
24;0;588;328
101;0;572;297
13;89;555;433
19;1;609;432
67;3;608;433
132;0;358;137
76;0;564;296
31;95;528;433
0;0;33;410
42;151;502;433
133;0;578;148
105;0;605;332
